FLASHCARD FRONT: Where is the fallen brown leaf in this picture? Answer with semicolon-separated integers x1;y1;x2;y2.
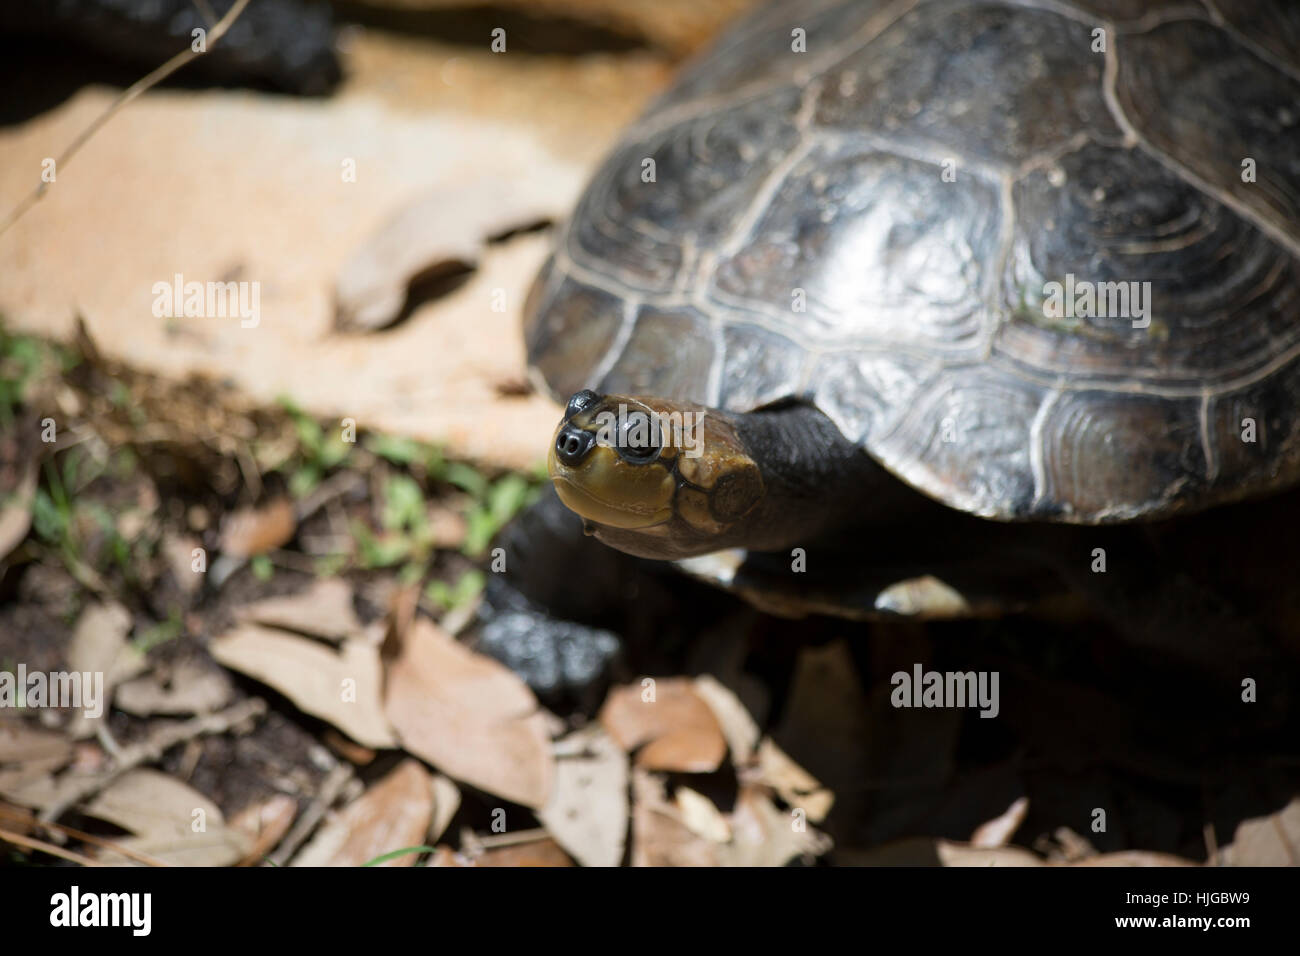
292;759;434;867
875;839;1201;867
1221;797;1300;866
384;618;553;809
218;498;296;558
115;662;232;717
0;721;74;795
717;786;832;867
0;721;73;767
630;768;717;867
429;774;461;845
755;738;834;824
86;769;249;867
159;532;204;596
322;729;376;766
0;458;39;562
970;796;1030;849
693;674;760;766
470;837;574;867
230;794;298;866
676;787;731;843
239;578;362;642
600;678;726;774
65;601;147;739
334;180;563;332
210;623;396;749
430;836;574;867
1068;851;1199;867
538;724;628;867
936;840;1047;867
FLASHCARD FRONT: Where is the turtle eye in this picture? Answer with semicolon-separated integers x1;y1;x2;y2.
617;410;661;464
565;389;600;419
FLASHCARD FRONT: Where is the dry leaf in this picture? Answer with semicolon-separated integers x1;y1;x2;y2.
210;623;396;749
676;787;731;843
103;826;250;867
971;796;1029;849
1220;798;1300;865
86;769;249;867
717;786;832;867
937;840;1047;867
239;579;362;642
334;181;561;332
230;794;298;866
85;768;222;835
471;838;574;867
0;458;39;561
537;724;628;867
1069;851;1199;867
0;720;73;767
847;838;1196;868
630;768;717;867
600;679;726;774
115;662;232;716
938;840;1197;867
384;618;553;808
0;720;74;794
65;601;146;739
435;836;574;867
755;738;834;824
693;674;760;766
426;845;464;867
323;729;376;765
1044;826;1099;863
292;759;434;867
429;774;461;844
218;498;296;558
160;532;204;596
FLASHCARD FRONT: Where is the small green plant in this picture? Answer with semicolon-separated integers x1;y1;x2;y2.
365;433;445;477
353;473;439;571
277;397;353;497
0;325;75;427
462;472;537;556
425;568;485;611
251;554;275;581
32;458;80;570
31;447;155;586
361;845;437;867
133;608;183;654
443;461;488;499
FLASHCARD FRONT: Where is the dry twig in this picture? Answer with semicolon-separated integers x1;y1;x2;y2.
267;761;354;867
39;698;267;824
0;0;254;236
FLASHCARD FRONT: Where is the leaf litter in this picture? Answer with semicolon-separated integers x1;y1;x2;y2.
1;251;1297;869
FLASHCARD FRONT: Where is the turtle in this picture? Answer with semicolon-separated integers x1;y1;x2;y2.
485;0;1300;692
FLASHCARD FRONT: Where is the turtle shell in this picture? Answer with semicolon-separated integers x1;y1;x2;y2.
524;0;1300;522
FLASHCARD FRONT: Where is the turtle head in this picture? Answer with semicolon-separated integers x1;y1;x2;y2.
547;390;764;558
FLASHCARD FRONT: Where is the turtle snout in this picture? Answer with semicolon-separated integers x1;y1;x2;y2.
555;423;596;466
